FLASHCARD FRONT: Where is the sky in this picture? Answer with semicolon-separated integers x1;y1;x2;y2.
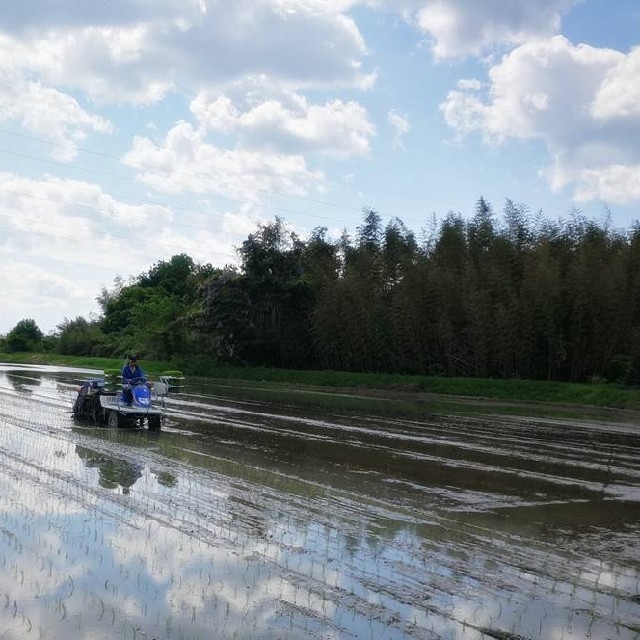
0;0;639;335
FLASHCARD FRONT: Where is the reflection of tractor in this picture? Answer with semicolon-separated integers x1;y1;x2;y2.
72;371;183;431
76;445;144;493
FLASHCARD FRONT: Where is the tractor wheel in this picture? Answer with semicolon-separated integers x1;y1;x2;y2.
72;392;89;420
148;415;162;432
86;396;100;424
72;397;84;420
107;411;122;429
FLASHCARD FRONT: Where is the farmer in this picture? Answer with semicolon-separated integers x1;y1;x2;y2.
122;354;145;384
121;354;146;404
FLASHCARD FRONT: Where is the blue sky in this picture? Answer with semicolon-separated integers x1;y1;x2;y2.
0;0;639;334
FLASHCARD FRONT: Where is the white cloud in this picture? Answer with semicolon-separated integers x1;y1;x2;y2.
0;173;172;231
353;0;576;58
456;78;484;91
191;95;240;133
0;1;372;106
0;172;178;276
0;261;97;335
220;201;268;238
572;165;640;204
0;65;111;159
440;36;640;203
272;0;360;14
132;87;374;213
387;109;411;150
592;46;640;120
122;121;324;201
414;0;575;59
191;91;375;156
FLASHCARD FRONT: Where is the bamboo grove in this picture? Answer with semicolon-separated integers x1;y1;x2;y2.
6;198;640;384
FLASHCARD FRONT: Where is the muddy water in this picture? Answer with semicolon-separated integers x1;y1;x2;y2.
0;364;639;640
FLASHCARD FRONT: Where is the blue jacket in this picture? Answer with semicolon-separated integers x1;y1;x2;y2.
122;363;146;384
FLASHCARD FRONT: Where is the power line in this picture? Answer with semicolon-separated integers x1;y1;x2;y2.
0;174;358;251
0;145;358;227
0;127;437;267
0;184;232;237
0;125;427;207
0;212;240;262
0;127;369;215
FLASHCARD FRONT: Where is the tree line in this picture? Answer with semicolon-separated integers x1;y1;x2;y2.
4;198;640;384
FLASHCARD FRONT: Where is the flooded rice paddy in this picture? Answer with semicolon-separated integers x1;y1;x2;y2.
0;363;639;639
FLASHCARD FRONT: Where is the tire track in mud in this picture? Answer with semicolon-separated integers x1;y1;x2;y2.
0;366;640;639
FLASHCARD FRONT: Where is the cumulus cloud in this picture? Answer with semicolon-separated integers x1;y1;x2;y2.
1;262;87;308
0;173;180;279
122;121;325;201
572;164;640;204
440;36;640;203
191;91;374;156
0;1;372;105
353;0;575;58
131;86;374;209
412;0;575;59
0;66;111;159
0;173;172;231
592;47;640;120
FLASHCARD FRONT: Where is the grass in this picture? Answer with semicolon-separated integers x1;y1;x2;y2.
3;351;640;412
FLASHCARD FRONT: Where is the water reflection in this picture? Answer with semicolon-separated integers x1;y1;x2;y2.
76;445;144;494
152;468;178;487
0;366;78;402
0;363;638;638
2;371;34;394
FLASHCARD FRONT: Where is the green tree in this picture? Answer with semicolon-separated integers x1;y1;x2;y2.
431;214;472;376
57;316;105;356
622;224;640;383
200;219;315;367
199;268;251;361
312;210;391;372
96;254;218;359
100;285;152;336
301;227;340;288
5;318;44;352
519;237;566;379
565;222;627;380
138;253;215;301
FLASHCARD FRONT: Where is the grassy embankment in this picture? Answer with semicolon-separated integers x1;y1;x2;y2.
3;351;640;417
